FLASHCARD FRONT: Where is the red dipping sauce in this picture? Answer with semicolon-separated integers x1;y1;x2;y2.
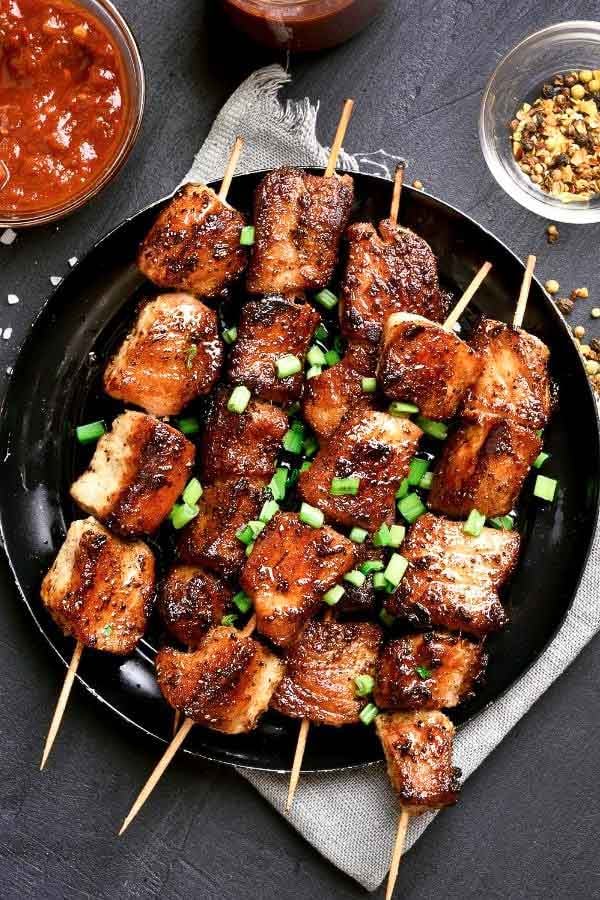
0;0;129;217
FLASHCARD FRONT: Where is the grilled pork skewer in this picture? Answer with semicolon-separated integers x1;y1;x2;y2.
138;137;247;298
39;518;156;768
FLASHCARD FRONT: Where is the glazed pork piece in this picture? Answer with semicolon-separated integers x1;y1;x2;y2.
137;183;247;298
386;514;520;637
178;476;266;579
158;564;232;646
428;415;542;518
156;626;284;734
298;408;421;531
271;620;382;726
227;295;320;405
240;513;356;648
302;341;378;441
103;293;223;417
41;517;155;654
201;386;287;482
340;219;450;344
246;167;354;295
375;710;461;814
70;411;195;537
378;313;483;420
374;631;487;711
462;318;552;429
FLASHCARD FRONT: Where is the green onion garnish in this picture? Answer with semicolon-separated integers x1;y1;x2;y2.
315;323;329;342
359;559;385;575
259;499;279;524
176;416;200;435
185;343;198;369
245;541;255;556
488;515;514;531
227;385;251;413
419;471;434;490
76;420;106;444
372;523;391;547
182;477;203;506
384;553;408;588
379;608;396;627
283;427;304;454
269;467;288;501
300;460;312;473
354;674;375;697
315;288;338;310
222;613;239;626
330;476;361;496
233;591;252;613
359;702;379;726
395;478;410;500
276;354;302;379
169;501;199;530
373;572;391;591
533;451;550;470
299;502;324;528
236;524;255;546
303;435;319;458
240;225;255;246
306;365;322;379
408;457;429;487
415;415;448;440
343;569;366;588
415;665;432;680
333;335;344;354
397;492;426;524
349;526;368;544
534;474;557;502
361;377;377;394
388;524;406;548
222;326;238;345
463;509;486;537
323;584;345;606
389;401;419;417
307;345;327;367
324;349;340;367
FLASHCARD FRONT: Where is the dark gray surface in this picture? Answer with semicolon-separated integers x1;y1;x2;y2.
0;2;599;898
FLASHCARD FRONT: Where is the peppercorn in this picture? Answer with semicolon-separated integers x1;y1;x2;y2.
586;360;600;375
412;179;424;190
574;287;589;299
573;325;586;338
546;224;559;243
571;84;586;100
553;153;569;168
545;279;560;294
541;83;555;98
556;298;574;315
579;70;593;83
591;307;600;318
564;74;577;87
590;338;600;353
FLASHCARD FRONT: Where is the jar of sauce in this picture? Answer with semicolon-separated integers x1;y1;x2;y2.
222;0;387;52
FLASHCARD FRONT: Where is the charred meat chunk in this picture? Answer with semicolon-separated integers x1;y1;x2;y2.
336;540;386;617
158;564;232;647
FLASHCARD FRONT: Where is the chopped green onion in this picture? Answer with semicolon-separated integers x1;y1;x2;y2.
359;559;385;575
463;509;486;537
361;376;377;393
269;467;288;501
286;467;300;487
102;623;112;637
176;416;200;436
222;613;238;626
415;415;448;440
303;435;319;458
379;608;396;627
240;225;255;246
324;349;341;366
349;526;368;544
533;451;550;470
76;420;106;444
354;674;375;697
344;568;367;587
389;401;419;417
259;499;280;523
248;520;265;537
395;478;410;500
535;428;544;438
419;471;434;490
315;288;338;310
245;541;255;556
323;584;345;606
373;572;392;591
169;501;199;530
276;354;302;379
307;345;327;367
299;502;324;528
227;385;251;413
488;515;515;531
222;326;238;345
359;702;379;726
233;591;252;613
315;323;329;342
330;476;361;496
283;427;304;454
236;524;255;545
372;523;391;547
534;474;557;502
333;335;344;354
306;365;322;379
185;343;198;369
415;665;432;680
397;493;426;524
300;460;312;473
388;524;406;548
408;457;430;486
182;477;203;506
384;553;408;588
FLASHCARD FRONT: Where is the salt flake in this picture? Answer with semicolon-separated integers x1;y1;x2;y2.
3;327;13;340
50;275;62;286
68;256;78;267
0;228;17;245
7;294;19;305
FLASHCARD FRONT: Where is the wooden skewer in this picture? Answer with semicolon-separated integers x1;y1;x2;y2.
513;254;536;329
324;99;354;178
389;164;405;226
385;808;411;900
218;136;244;201
443;261;493;332
40;639;84;770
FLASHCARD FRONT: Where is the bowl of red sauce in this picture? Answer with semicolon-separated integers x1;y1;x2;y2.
0;0;145;227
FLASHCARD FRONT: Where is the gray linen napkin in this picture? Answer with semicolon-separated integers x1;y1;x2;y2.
183;64;600;891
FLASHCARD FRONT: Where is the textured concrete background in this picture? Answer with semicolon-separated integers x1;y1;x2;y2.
1;2;599;898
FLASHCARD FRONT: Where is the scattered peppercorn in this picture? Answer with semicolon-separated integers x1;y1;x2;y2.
412;179;424;190
591;307;600;318
556;298;574;315
573;325;586;338
545;279;560;294
574;286;589;298
546;223;560;243
590;338;600;353
586;360;600;375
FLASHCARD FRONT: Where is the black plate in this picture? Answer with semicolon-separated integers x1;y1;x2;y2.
0;171;598;773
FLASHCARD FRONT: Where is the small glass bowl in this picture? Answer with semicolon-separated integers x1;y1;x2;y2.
0;0;145;229
479;20;600;224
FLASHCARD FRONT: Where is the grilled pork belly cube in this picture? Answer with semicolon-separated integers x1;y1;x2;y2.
374;631;487;711
201;386;287;482
428;415;542;518
178;476;265;579
240;512;356;648
462;318;552;429
41;517;155;653
103;293;223;417
376;710;461;814
336;541;386;617
298;408;421;531
246;167;354;295
340;219;450;345
378;313;483;420
70;411;195;537
156;627;284;734
227;296;320;404
386;513;519;637
158;564;232;647
271;620;382;726
302;341;378;441
137;183;247;298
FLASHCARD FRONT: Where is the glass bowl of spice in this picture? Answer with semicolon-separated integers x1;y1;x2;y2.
479;20;600;223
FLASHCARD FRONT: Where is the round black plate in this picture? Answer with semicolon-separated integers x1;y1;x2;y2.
0;171;598;773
